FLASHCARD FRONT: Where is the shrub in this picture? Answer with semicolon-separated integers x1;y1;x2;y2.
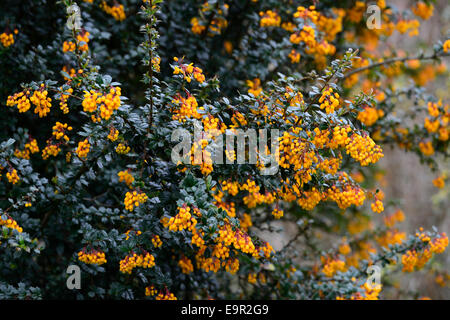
0;0;448;299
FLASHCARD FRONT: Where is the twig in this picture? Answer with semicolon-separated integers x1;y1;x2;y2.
343;51;449;79
148;0;154;134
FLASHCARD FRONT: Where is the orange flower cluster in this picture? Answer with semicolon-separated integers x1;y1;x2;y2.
345;133;384;166
62;66;76;81
383;209;405;228
0;216;23;233
124;191;148;211
166;205;273;275
401;233;448;272
246;78;262;97
327;182;365;210
376;230;406;248
6;168;20;184
429;233;449;254
190;3;228;36
224;257;240;274
151;235;162;248
319;87;340;114
42;144;61;160
215;201;236;218
259;10;281;27
337;282;382;300
444;40;450;53
76;139;90;159
322;257;346;277
119;252;155;274
338;241;351;255
239;213;252;232
260;242;274;259
78;249;107;265
14;139;39;160
432;175;445;189
62;41;75;52
396;20;420;37
279;129;318;173
271;207;283;219
328;126;351;149
115;143;130;154
293;5;319;21
76;31;90;51
145;285;157;297
152;56;161;72
247;273;257;284
424;118;439;133
58;87;73;114
0;31;15;47
6;90;32;113
288;49;301;63
118;170;134;187
107;127;119;141
371;199;384;213
419;141;434;156
155;291;177;300
178;256;194;274
424;101;449;141
52;122;72;142
165;205;198;232
30;87;52;117
357;106;384;126
297;188;323;210
82;87;122;121
401;250;419;272
171;94;202;122
346;1;365;23
290;25;315;47
7;84;52;117
100;1;126;21
173;57;205;83
317;156;341;175
412;2;434;20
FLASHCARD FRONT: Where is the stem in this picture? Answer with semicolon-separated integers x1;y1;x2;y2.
343;51;449;79
201;2;220;39
148;0;154;134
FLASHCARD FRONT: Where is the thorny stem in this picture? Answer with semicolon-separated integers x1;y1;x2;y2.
147;0;154;134
141;1;158;172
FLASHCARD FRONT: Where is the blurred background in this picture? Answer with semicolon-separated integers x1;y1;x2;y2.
380;0;449;299
259;0;449;299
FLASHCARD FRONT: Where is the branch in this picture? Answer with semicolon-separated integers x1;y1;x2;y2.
201;2;220;39
148;0;154;134
343;51;449;79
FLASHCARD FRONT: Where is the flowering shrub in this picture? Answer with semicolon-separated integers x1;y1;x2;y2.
0;0;449;300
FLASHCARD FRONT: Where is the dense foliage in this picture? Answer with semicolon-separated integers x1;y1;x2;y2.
0;0;449;300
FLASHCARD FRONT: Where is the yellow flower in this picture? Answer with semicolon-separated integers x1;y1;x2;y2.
432;176;445;189
259;10;281;27
76;139;90;158
6;169;20;184
288;49;301;63
412;2;434;20
0;32;14;47
443;39;450;53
